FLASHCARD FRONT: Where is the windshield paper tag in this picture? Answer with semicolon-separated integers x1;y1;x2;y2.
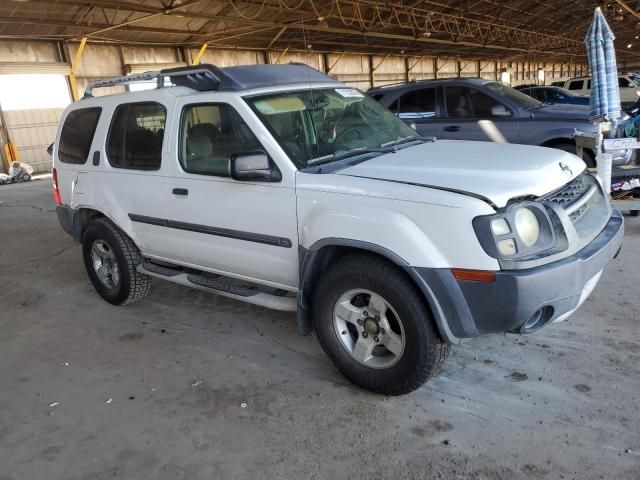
335;88;364;98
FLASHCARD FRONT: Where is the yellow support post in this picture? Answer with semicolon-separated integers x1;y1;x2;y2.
192;43;209;66
68;37;87;101
327;51;346;74
274;48;289;64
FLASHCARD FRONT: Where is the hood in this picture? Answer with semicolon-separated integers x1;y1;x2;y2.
336;140;585;208
528;103;591;121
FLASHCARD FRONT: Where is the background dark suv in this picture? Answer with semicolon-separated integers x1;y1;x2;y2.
368;78;617;167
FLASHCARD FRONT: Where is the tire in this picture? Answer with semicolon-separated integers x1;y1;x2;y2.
82;218;151;305
630;210;640;217
313;253;449;395
548;142;595;167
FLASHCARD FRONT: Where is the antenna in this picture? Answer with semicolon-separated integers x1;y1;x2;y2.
301;18;320;160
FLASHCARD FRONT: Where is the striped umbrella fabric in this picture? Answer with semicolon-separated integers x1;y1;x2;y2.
585;7;621;121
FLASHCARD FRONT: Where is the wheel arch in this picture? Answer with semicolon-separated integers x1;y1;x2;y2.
297;238;459;343
70;207;107;243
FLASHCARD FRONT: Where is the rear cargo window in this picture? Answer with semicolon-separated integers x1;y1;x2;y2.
58;107;101;164
107;102;166;170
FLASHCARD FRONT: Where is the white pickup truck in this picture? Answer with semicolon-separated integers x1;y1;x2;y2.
53;64;624;395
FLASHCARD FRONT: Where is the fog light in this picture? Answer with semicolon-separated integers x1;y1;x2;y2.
491;218;510;235
497;239;517;256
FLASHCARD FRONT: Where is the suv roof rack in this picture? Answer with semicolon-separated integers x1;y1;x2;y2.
83;63;338;98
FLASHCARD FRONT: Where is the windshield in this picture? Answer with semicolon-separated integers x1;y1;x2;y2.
246;88;419;168
484;81;542;108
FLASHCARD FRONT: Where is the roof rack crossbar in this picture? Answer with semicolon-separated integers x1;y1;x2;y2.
83;65;226;98
84;70;164;98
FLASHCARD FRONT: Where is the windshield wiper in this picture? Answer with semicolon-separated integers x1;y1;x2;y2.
307;135;435;167
380;135;435;148
308;147;388;165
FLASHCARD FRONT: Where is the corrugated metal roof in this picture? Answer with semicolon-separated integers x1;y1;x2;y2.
0;1;639;63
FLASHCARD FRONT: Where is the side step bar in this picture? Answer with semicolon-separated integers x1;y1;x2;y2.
137;263;297;312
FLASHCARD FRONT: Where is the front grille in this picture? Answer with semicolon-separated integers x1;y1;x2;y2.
545;174;590;210
542;173;609;238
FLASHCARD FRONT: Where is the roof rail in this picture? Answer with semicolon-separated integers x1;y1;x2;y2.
83;64;227;98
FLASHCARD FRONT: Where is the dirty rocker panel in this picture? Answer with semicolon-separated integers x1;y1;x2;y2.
128;213;292;248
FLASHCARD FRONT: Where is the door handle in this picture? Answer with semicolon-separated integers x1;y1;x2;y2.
172;188;188;196
444;125;461;132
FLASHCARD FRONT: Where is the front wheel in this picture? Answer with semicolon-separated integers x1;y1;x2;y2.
313;254;449;395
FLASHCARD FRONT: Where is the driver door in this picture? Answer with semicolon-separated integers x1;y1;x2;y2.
440;86;519;144
164;96;299;289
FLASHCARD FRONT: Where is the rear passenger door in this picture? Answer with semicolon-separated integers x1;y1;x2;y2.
164;98;299;289
440;86;519;143
92;100;179;262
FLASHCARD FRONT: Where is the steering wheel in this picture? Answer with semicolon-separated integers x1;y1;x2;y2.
334;125;365;149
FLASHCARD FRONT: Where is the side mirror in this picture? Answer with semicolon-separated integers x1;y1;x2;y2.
47;143;54;157
230;151;281;182
491;105;511;117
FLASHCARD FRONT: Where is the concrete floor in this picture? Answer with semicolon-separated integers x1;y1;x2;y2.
0;178;638;480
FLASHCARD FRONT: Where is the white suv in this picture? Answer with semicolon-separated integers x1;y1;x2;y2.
52;64;624;395
563;75;640;107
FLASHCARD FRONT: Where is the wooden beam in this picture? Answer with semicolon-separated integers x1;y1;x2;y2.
267;27;287;49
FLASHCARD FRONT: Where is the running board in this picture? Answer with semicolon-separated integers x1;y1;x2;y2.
137;263;296;312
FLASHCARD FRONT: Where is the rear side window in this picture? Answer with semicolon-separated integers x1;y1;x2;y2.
179;104;262;177
58;107;101;164
107;102;166;170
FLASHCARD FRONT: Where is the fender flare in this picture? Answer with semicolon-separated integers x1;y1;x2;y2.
296;238;460;344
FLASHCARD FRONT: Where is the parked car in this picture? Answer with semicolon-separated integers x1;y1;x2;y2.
368;77;632;167
515;85;590;105
52;64;623;395
562;75;640;107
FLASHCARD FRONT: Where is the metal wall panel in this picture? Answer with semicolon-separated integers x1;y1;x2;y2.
3;108;63;174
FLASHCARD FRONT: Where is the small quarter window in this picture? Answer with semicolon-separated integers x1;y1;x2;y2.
107;102;166;170
58;107;101;164
179;104;262;177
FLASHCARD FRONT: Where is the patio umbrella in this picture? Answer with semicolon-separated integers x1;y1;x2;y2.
585;6;621;122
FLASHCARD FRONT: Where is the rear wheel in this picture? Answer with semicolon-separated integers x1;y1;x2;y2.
313;254;449;395
82;218;150;305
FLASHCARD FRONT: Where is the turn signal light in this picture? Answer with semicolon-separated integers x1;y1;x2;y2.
452;269;496;282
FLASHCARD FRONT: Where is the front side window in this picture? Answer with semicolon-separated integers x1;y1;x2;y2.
247;88;418;168
58;107;101;164
484;82;540;108
179;104;262;177
444;87;507;118
398;88;437;119
107;102;166;170
567;80;583;90
618;77;633;88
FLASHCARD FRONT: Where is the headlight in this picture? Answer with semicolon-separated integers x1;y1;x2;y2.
514;207;540;247
473;202;558;260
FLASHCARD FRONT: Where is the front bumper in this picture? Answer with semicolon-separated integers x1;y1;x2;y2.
411;209;624;342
